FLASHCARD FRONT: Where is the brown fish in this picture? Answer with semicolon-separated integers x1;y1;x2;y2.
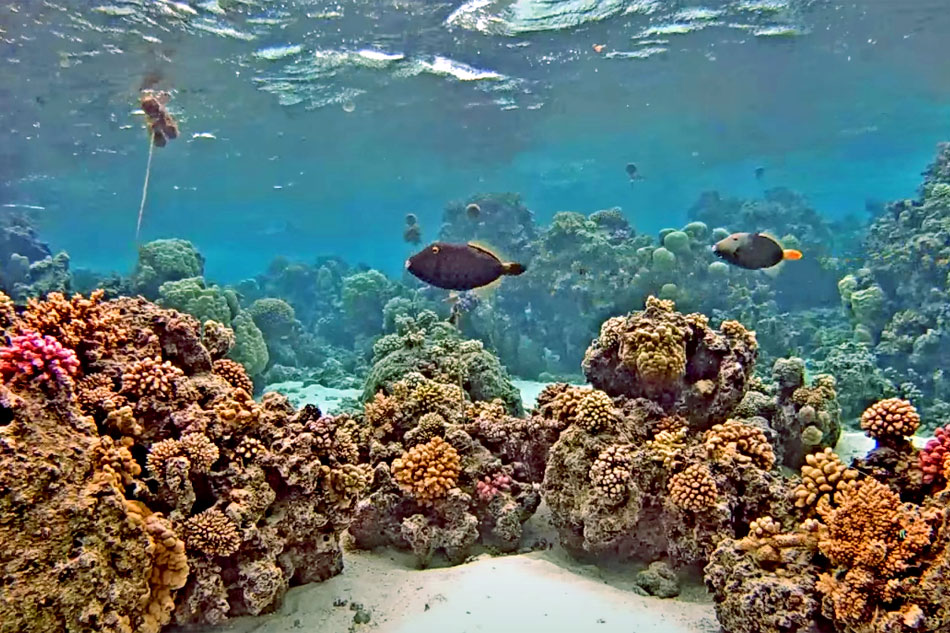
713;232;802;270
406;242;526;291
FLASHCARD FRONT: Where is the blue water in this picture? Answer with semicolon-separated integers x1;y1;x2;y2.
2;0;950;281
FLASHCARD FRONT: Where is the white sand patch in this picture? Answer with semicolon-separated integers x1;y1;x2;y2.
264;380;361;413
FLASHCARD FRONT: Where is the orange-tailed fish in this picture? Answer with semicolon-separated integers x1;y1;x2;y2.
713;232;802;270
406;242;526;291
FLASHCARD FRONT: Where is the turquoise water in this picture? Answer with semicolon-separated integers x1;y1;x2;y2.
3;0;950;280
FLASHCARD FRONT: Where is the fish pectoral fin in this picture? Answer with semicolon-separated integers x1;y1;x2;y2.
761;261;784;278
783;249;803;260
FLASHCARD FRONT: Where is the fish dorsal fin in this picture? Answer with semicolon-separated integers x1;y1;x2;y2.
467;241;503;262
756;231;782;245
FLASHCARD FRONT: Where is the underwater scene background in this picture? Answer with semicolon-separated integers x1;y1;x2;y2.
3;1;950;632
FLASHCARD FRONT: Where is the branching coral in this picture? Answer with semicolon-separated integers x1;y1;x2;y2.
146;434;218;479
183;508;242;557
815;478;939;627
476;472;512;502
589;445;633;505
704;419;775;470
15;290;127;355
212;388;260;432
669;463;718;512
574;389;617;433
92;435;142;488
212;358;253;394
391;436;461;506
860;398;921;440
736;516;819;565
792;447;858;510
121;356;183;399
0;331;80;388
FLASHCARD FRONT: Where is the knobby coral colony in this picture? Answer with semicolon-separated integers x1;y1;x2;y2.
2;288;949;633
0;290;370;631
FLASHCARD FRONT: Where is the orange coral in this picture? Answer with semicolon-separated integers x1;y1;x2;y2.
391;436;460;505
213;388;260;430
647;427;687;469
704;419;775;470
792;447;858;510
860;398;921;440
121;357;183;400
212;359;253;394
669;463;717;512
92;435;142;487
15;290;128;354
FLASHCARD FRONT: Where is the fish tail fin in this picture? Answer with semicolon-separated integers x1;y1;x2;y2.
502;262;527;276
783;249;803;261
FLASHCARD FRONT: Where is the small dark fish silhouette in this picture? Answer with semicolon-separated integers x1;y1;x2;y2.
406;242;526;291
754;166;765;180
713;232;802;270
405;213;418;227
625;163;641;180
465;203;481;220
403;224;422;245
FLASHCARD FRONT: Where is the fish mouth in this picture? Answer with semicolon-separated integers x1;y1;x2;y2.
404;258;412;270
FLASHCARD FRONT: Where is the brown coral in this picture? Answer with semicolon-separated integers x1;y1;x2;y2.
15;290;128;355
669;462;717;512
792;447;858;510
201;320;235;360
409;378;463;415
121;356;183;399
704;419;775;470
147;438;184;478
235;436;264;461
539;385;593;423
212;358;253;394
92;435;142;487
574;390;617;433
737;516;819;564
183;508;242;557
619;297;687;385
860;398;921;440
404;412;446;446
391;436;461;505
76;373;126;414
179;433;219;473
720;319;758;349
589;444;633;505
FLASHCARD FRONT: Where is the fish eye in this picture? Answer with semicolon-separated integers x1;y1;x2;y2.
432;246;440;254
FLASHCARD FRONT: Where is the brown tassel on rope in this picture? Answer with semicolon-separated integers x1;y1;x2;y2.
136;90;179;241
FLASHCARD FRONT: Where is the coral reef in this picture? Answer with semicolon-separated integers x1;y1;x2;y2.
350;373;543;566
0;292;369;631
362;309;523;415
132;239;205;299
582;296;757;430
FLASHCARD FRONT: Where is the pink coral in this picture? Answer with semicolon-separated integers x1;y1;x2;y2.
0;331;80;387
919;425;950;484
476;472;512;501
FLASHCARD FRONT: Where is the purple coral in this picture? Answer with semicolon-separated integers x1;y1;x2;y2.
0;331;80;387
476;472;512;502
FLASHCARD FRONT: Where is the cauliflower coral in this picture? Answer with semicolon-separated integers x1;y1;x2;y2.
391;436;461;505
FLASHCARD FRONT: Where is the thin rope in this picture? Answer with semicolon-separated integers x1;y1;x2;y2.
136;134;155;242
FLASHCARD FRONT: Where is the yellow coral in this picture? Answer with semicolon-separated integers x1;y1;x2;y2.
669;463;717;512
792;447;858;510
121;356;183;399
860;398;920;439
791;375;838;410
589;444;633;505
620;319;687;384
321;463;373;509
212;358;253;394
183;508;242;556
704;419;775;470
409;378;463;415
574;390;617;433
647;427;687;469
391;436;460;505
540;385;593;423
598;315;626;349
720;319;758;349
